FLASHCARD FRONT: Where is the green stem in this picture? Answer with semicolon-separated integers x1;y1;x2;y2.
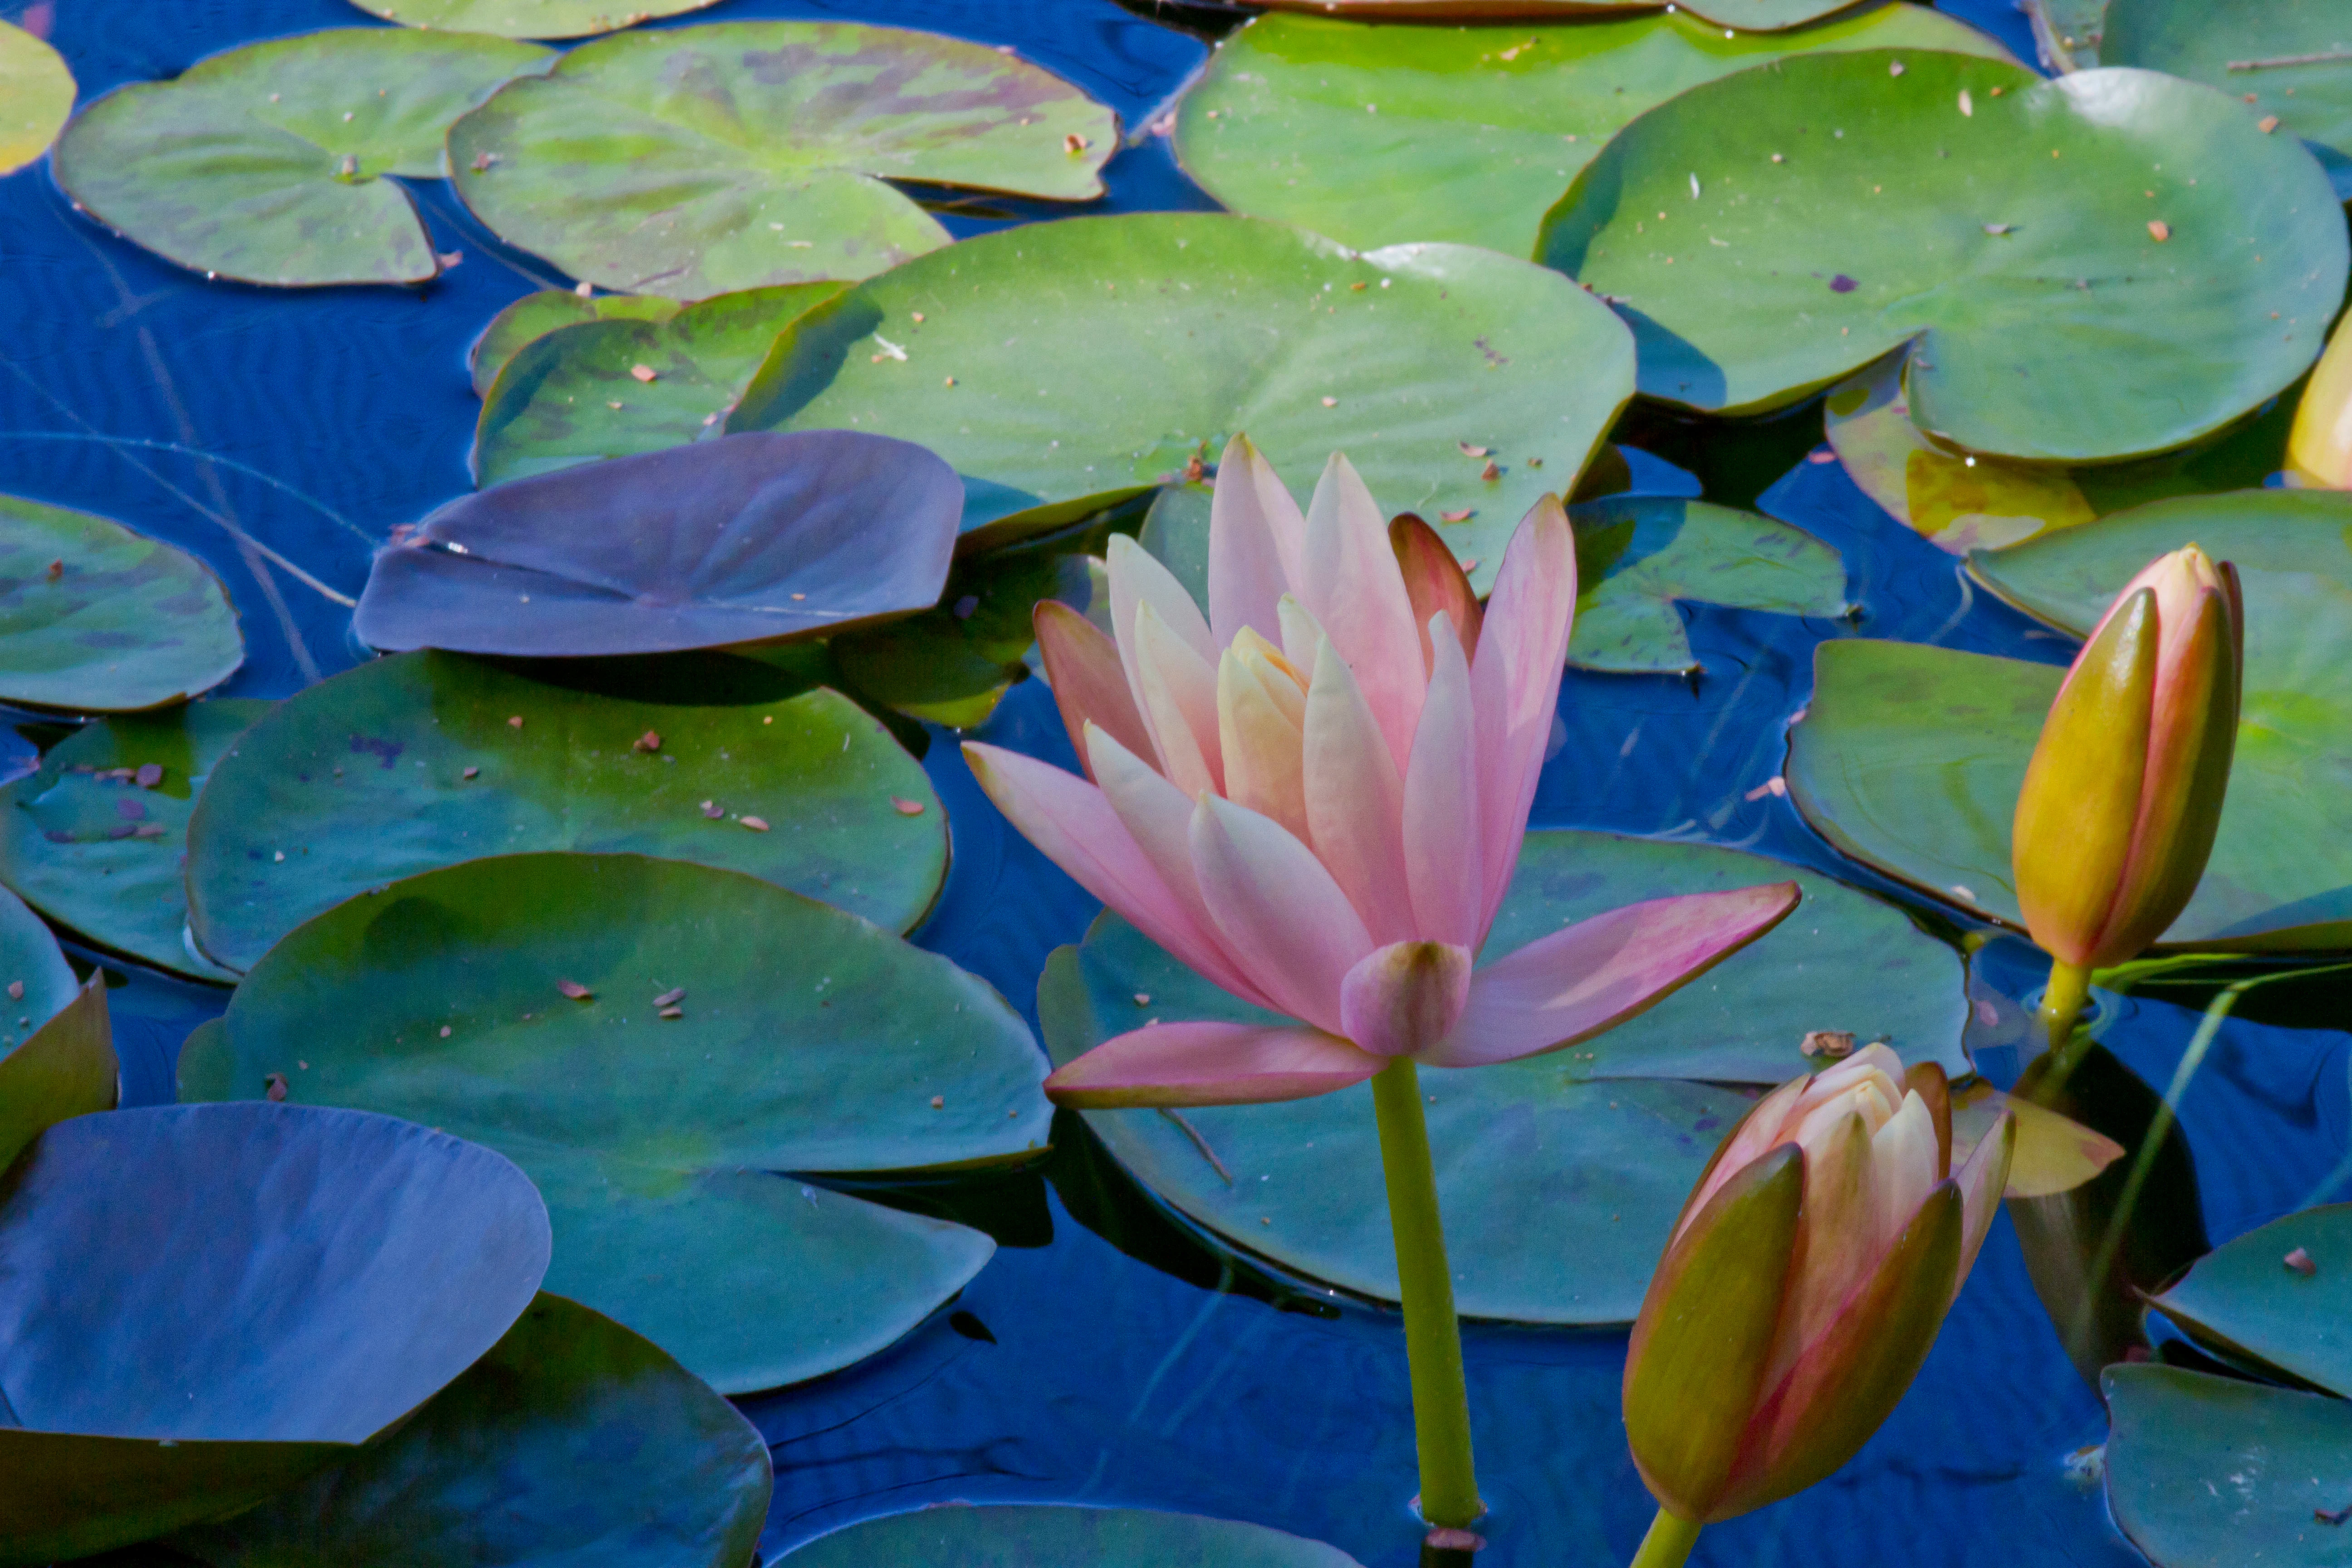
1629;1508;1703;1568
1368;1058;1480;1531
2030;959;2095;1104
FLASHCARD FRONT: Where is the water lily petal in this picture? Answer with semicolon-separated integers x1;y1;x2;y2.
1339;940;1472;1059
1132;599;1224;799
1044;1020;1384;1108
1300;453;1425;770
1303;635;1415;945
1035;600;1152;781
1675;1075;1812;1246
1401;613;1483;948
1951;1107;2015;1289
1189;792;1372;1034
1218;644;1309;844
1277;593;1326;676
1390;511;1483;674
1869;1090;1944;1260
1469;495;1577;938
1207;432;1306;650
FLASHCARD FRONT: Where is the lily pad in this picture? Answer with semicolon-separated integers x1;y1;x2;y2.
1176;6;2013;257
2102;1364;2352;1568
2105;0;2352;162
0;700;272;982
474;282;847;487
184;650;944;973
185;852;1051;1392
728;212;1635;577
348;0;722;40
1039;828;1964;1323
447;21;1117;300
2023;0;2108;71
783;1505;1366;1567
1250;0;1858;28
470;289;683;397
53;29;553;287
2148;1204;2352;1396
0;494;242;711
0;19;72;175
168;1293;772;1568
354;431;961;658
1536;50;2348;461
0;1102;550;1564
0;977;116;1178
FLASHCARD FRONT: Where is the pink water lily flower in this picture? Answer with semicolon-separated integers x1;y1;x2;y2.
965;436;1801;1107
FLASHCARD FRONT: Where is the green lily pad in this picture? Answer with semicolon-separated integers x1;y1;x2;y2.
186;852;1051;1392
184;651;943;972
474;282;847;487
1176;6;2012;258
470;289;683;397
447;21;1116;301
0;701;272;982
348;0;722;40
2023;0;2108;71
0;977;115;1178
783;1505;1366;1567
0;19;73;176
2105;0;2352;162
729;212;1635;575
1537;50;2348;461
53;29;553;287
2102;1364;2352;1568
2149;1204;2352;1396
0;494;242;712
168;1293;771;1568
1039;828;1963;1323
1250;0;1857;28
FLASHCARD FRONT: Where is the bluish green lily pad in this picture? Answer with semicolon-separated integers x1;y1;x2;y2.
184;651;944;972
2149;1204;2352;1396
783;1505;1366;1567
470;289;683;397
185;852;1051;1392
54;29;552;287
350;0;722;40
1538;50;2348;461
0;494;242;712
2105;0;2352;163
0;19;73;175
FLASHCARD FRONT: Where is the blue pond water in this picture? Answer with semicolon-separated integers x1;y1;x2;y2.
2;1;2342;1563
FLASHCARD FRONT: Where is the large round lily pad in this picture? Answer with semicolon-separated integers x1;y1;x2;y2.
2148;1203;2352;1396
2102;1364;2352;1568
0;1102;550;1564
54;29;552;287
0;19;72;175
0;700;272;982
1249;0;1858;28
784;1505;1366;1567
0;494;242;711
185;852;1051;1393
354;431;961;658
474;283;847;487
1039;829;1965;1323
1176;6;2012;257
349;0;722;39
470;289;684;397
185;651;944;971
727;212;1636;577
1536;50;2349;461
169;1293;772;1568
2104;0;2352;164
447;21;1117;300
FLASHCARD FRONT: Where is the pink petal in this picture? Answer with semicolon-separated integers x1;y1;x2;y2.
1950;1107;2015;1293
1426;881;1802;1068
1107;535;1218;782
1189;793;1372;1035
1676;1075;1812;1245
1131;601;1224;798
1207;433;1306;650
1340;940;1472;1059
1299;454;1426;771
1034;601;1152;781
1302;635;1416;945
1401;612;1484;948
1390;512;1483;673
1045;1020;1384;1108
1469;495;1577;939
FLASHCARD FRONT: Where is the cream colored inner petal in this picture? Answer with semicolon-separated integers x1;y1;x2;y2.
1218;646;1310;843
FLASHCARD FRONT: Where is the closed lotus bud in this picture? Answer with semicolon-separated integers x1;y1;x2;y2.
2288;310;2352;487
2010;545;2243;971
1623;1046;2013;1526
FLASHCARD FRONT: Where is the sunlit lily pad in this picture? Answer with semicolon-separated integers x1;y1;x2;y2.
0;977;115;1178
169;1293;771;1568
1537;51;2348;461
0;701;271;982
184;651;944;972
1177;6;2012;257
349;0;721;40
447;21;1117;300
2148;1203;2352;1396
474;283;847;486
185;852;1050;1392
0;1102;549;1563
54;29;552;287
2105;0;2352;163
728;213;1634;578
0;19;73;176
0;494;242;711
1039;829;1964;1323
2102;1364;2352;1568
354;431;961;657
470;289;682;397
1250;0;1857;27
783;1504;1366;1567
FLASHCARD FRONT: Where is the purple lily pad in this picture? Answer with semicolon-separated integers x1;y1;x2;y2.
353;431;960;657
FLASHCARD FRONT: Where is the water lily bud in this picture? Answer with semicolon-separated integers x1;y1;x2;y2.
2010;545;2242;970
1623;1047;2013;1525
2288;310;2352;487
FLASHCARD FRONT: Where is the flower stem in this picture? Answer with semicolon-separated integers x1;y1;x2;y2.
1368;1057;1480;1531
2031;959;2095;1103
1629;1508;1703;1568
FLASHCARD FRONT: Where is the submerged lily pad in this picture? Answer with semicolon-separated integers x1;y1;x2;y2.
448;21;1117;300
470;289;683;397
475;283;847;486
2104;0;2352;163
355;431;961;657
2149;1204;2352;1395
784;1505;1366;1567
186;852;1050;1392
349;0;722;39
1538;51;2347;461
1039;829;1963;1323
0;701;271;981
2102;1364;2352;1568
185;651;944;972
169;1293;771;1568
0;20;73;176
0;977;115;1177
54;29;552;287
729;213;1635;578
0;1102;549;1564
0;494;242;711
1178;7;2011;257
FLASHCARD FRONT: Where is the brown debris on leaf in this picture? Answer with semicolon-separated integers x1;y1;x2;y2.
1801;1029;1857;1059
134;764;163;788
633;730;662;753
557;979;594;1000
265;1072;288;1102
2287;1246;2318;1277
653;987;686;1007
890;795;926;815
740;815;770;832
